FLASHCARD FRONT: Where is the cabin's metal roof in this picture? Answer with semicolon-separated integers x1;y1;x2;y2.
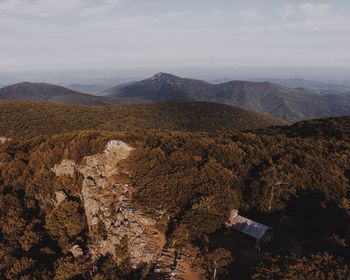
226;210;272;241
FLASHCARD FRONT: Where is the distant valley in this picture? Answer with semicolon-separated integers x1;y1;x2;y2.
65;83;111;95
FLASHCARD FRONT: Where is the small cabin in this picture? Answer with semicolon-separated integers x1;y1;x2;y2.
225;210;273;247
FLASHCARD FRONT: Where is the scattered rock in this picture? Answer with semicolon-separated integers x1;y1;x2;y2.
155;248;177;276
52;159;77;177
55;191;67;206
155;247;204;280
0;137;10;144
69;244;84;258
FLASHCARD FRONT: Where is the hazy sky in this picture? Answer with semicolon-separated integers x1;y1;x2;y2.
1;0;350;71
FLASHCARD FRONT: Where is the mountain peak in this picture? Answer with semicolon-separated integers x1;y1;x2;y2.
15;81;36;86
11;81;59;88
150;72;178;80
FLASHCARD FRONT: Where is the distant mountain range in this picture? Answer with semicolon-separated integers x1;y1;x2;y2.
0;82;147;105
3;74;350;120
104;73;350;120
250;78;350;94
0;82;112;105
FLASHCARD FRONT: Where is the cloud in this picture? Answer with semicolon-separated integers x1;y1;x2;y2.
276;2;350;31
299;3;332;17
279;5;296;18
281;16;350;32
279;3;331;18
0;0;120;18
0;0;349;70
159;11;193;18
238;8;260;20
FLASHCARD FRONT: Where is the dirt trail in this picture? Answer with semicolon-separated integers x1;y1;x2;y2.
181;261;202;280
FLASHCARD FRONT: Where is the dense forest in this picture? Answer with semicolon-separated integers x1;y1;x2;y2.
0;101;286;138
0;101;349;279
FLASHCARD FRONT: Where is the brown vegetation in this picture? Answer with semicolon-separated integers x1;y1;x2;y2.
0;105;349;279
0;100;287;138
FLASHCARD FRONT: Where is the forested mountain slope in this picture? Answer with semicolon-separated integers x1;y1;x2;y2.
0;100;286;137
106;72;350;120
0;82;111;105
0;82;146;105
0;107;349;279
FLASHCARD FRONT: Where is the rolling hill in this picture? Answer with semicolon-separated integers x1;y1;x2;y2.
252;78;350;94
105;73;350;120
0;82;112;105
0;100;287;137
0;82;151;105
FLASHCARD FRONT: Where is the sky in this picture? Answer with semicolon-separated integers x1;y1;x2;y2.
0;0;350;73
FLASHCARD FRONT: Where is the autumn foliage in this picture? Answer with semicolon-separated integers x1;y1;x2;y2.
0;112;349;278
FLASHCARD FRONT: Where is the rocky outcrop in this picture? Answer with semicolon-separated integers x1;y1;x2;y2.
155;248;203;280
52;140;166;268
69;244;84;258
52;160;77;177
0;137;10;144
155;248;178;277
52;139;203;278
54;191;67;206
